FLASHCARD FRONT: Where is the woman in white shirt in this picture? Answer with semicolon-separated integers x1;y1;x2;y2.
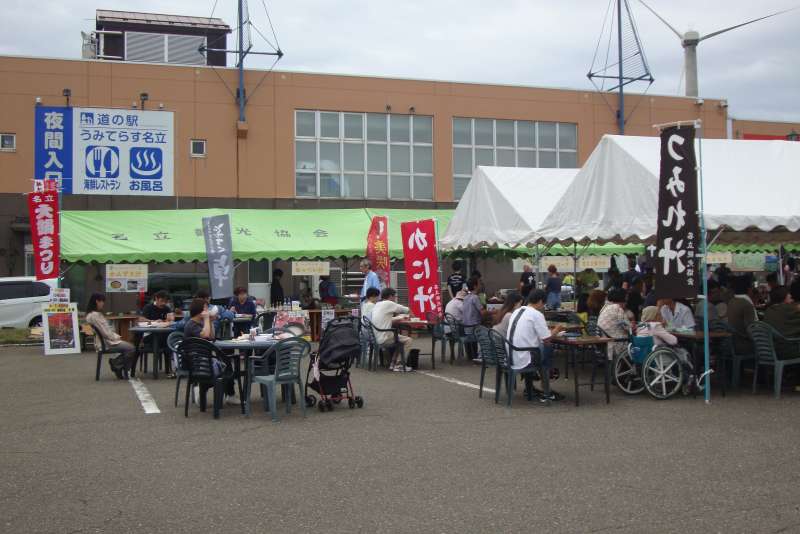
636;306;691;365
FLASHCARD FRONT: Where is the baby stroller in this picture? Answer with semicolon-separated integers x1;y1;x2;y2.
305;318;364;412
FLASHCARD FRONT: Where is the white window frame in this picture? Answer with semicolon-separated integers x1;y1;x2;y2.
294;110;434;201
0;133;16;152
190;139;207;158
451;118;578;199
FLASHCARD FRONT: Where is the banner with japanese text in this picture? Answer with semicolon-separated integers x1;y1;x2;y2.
653;125;700;299
401;219;442;318
27;191;59;281
34;106;174;196
202;214;234;299
366;216;390;287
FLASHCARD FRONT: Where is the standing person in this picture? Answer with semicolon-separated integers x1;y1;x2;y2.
85;293;137;379
714;263;732;289
506;289;565;403
271;269;285;307
446;261;466;300
228;287;257;335
519;264;536;298
544;265;562;310
622;258;641;290
576;268;600;296
359;259;382;301
370;288;413;372
462;278;486;361
318;275;338;305
492;291;523;335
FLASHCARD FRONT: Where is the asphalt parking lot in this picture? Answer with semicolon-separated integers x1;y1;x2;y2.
2;341;800;534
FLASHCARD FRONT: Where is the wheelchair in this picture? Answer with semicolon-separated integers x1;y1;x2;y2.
613;328;709;400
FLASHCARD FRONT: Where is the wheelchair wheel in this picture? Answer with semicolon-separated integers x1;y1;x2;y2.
642;347;684;400
613;349;644;395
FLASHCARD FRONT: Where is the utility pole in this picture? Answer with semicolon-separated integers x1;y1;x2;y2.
237;0;246;122
617;0;625;134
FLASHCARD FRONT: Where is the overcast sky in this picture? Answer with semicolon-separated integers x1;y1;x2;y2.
2;0;798;123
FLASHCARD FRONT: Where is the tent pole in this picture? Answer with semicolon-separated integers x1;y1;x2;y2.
573;243;578;296
535;244;541;289
698;126;711;404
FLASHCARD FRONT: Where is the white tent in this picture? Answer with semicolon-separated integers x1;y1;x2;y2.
439;166;578;250
536;135;800;244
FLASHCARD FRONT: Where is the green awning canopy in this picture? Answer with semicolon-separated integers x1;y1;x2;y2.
62;208;793;264
61;208;456;263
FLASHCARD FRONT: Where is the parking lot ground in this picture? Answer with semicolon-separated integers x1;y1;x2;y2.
2;343;800;534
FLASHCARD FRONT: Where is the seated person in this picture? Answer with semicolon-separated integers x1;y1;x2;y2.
725;275;757;355
598;288;630;360
85;293;136;379
764;282;800;360
507;289;565;403
370;288;413;372
139;290;175;375
636;306;691;366
228;286;257;335
184;298;214;340
360;287;380;321
493;291;523;335
183;298;237;403
659;298;696;330
444;289;466;329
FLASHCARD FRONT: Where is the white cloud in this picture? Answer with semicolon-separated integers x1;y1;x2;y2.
1;0;798;121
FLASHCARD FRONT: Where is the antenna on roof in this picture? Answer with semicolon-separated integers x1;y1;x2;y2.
587;0;654;134
200;0;283;122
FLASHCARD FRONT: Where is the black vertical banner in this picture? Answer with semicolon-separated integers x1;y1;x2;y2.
653;125;699;299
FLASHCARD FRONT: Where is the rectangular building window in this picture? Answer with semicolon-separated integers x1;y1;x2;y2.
0;133;16;152
294;110;434;200
452;118;578;199
190;139;207;158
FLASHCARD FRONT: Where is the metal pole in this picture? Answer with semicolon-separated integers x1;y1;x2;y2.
697;127;711;403
617;0;625;134
237;0;246;122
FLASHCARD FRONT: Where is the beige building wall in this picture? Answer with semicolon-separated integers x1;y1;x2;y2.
0;55;729;204
732;118;800;140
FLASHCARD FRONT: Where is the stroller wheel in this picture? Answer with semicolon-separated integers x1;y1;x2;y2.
305;395;317;408
348;398;355;409
318;402;326;412
325;400;334;411
355;396;364;408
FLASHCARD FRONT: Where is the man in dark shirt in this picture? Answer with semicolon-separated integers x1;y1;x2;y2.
446;261;465;300
139;290;174;375
228;286;257;335
141;290;173;321
622;259;640;290
519;264;536;298
184;298;213;339
271;269;285;307
715;263;732;289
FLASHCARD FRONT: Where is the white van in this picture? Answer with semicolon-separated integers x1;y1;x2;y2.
0;277;58;329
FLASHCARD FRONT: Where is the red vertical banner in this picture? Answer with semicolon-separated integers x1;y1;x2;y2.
366;215;390;287
27;190;60;280
401;219;442;318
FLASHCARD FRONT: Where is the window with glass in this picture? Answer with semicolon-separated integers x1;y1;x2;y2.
295;110;434;200
451;118;578;199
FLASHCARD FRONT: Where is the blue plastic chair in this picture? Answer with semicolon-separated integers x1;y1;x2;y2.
250;338;310;421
